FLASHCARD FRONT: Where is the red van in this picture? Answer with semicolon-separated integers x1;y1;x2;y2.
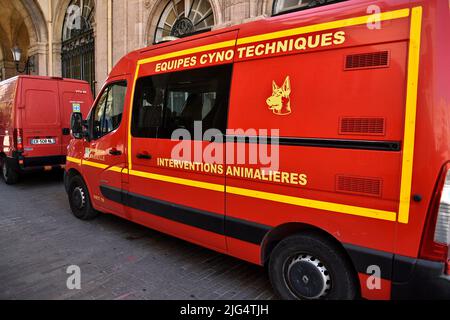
0;75;93;184
65;0;449;300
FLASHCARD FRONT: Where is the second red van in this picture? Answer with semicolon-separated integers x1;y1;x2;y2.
0;75;93;184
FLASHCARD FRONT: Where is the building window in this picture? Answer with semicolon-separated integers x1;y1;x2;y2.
273;0;344;15
154;0;215;43
61;0;96;95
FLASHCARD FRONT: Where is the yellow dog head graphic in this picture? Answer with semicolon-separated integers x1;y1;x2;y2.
266;76;292;116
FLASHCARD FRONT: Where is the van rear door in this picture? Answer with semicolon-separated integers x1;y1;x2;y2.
58;80;93;154
20;78;62;159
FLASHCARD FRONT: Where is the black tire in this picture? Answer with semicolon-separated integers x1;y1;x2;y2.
67;175;98;220
269;232;358;300
1;158;19;185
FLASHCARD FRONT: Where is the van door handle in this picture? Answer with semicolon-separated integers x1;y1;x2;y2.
62;128;70;135
109;148;122;156
136;152;152;160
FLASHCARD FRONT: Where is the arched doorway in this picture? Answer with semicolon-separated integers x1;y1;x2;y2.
154;0;215;43
61;0;95;94
0;0;47;80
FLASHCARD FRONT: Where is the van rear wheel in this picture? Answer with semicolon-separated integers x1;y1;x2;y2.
1;158;19;185
268;232;358;300
68;175;98;220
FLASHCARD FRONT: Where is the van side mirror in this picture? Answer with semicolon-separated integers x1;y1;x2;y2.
70;112;84;139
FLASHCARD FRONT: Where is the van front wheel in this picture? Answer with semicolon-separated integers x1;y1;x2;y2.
268;232;358;300
68;175;98;220
1;158;19;185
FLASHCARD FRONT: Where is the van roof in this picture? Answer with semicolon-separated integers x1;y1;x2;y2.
0;75;90;85
108;0;411;78
108;17;256;78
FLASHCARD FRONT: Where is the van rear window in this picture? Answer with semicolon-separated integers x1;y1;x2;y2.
131;65;232;140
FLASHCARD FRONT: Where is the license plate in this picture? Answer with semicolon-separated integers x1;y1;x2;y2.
31;138;56;145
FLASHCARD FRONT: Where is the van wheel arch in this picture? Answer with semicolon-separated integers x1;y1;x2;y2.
1;153;19;185
66;168;82;178
65;169;98;213
261;223;360;295
65;169;96;202
65;169;91;201
64;168;85;192
66;172;99;220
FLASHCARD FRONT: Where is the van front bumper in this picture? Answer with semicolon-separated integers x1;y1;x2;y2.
391;257;450;300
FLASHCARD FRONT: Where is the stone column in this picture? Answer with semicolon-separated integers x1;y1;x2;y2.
28;42;48;76
52;40;62;77
112;0;128;65
95;0;109;95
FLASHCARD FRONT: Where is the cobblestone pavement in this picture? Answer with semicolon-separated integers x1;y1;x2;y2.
0;172;275;300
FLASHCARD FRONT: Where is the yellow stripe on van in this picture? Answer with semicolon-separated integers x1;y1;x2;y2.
129;169;225;192
237;8;410;46
107;166;126;173
128;168;396;222
128;63;141;171
67;157;124;173
68;158;396;221
135;10;410;66
398;6;423;224
138;40;236;65
66;157;82;165
81;160;109;170
227;186;397;222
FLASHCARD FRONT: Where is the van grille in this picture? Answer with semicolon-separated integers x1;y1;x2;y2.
336;175;382;197
345;51;390;70
339;117;386;136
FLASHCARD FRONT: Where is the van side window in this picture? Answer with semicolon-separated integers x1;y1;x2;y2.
130;75;168;138
132;65;232;139
92;81;127;139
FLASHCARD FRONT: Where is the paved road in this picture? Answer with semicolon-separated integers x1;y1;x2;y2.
0;172;274;300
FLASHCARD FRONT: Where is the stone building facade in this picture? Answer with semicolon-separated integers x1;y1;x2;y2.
0;0;280;95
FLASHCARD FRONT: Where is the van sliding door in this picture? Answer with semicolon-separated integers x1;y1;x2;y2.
127;30;237;251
